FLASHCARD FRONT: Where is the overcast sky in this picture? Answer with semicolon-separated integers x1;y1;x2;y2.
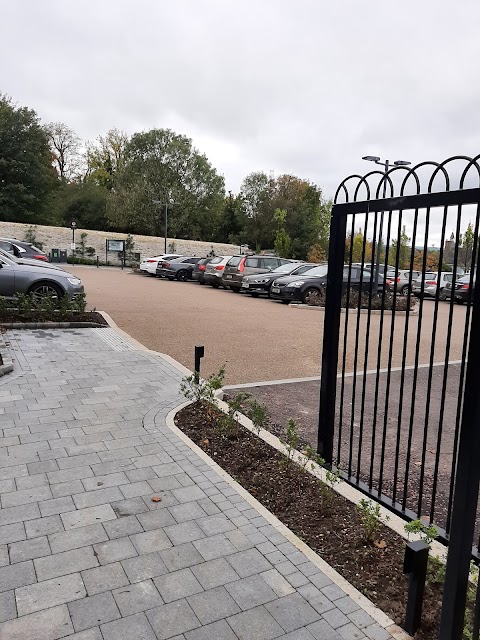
2;0;480;201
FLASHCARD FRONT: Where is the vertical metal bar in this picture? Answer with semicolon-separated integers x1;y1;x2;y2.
397;209;420;511
429;204;463;522
356;210;379;483
318;207;348;462
445;203;480;535
378;209;402;497
337;215;356;464
402;206;431;510
164;203;168;254
347;211;370;477
369;210;394;491
416;204;449;518
439;245;480;640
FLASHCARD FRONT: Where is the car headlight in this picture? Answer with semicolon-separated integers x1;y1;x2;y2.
289;280;305;288
256;278;269;284
67;278;82;285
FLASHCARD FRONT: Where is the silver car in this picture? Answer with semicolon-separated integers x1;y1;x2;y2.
386;269;421;296
412;272;454;299
0;252;84;299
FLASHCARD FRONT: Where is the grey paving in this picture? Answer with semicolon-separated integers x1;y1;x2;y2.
0;328;394;639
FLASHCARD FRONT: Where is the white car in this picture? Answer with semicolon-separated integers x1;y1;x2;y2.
139;254;182;275
412;272;454;299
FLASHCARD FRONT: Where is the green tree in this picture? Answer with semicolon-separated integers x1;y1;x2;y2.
273;209;291;257
0;94;57;222
388;225;411;269
46;122;82;181
86;128;129;190
459;222;475;271
107;128;225;240
49;181;109;230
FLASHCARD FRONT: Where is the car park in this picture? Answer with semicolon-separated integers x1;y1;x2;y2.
140;254;182;275
192;258;213;284
412;272;454;299
270;264;371;304
0;252;84;299
222;255;291;292
0;237;48;261
156;256;202;281
444;274;475;304
386;269;421;295
204;256;233;287
241;261;313;297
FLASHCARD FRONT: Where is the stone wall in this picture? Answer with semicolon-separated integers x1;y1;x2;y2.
0;221;241;260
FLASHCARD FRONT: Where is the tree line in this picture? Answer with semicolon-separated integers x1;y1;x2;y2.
0;94;332;260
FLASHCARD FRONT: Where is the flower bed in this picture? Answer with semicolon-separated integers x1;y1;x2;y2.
0;293;108;326
174;400;449;639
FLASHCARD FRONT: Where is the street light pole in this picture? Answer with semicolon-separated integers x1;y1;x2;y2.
164;202;168;254
361;156;411;289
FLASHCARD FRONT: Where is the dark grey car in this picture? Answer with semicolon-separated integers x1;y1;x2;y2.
156;256;202;281
222;255;291;292
0;253;84;299
0;237;48;262
241;261;309;297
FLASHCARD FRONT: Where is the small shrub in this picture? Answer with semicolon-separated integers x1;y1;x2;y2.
86;247;96;257
246;399;269;435
180;365;225;407
356;498;382;543
404;519;439;546
23;225;43;249
307;288;413;311
168;241;177;253
279;418;300;470
219;392;251;437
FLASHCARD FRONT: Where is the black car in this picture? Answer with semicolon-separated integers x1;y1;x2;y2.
156;256;202;281
0;237;48;262
444;274;476;304
192;258;213;284
270;264;372;304
241;262;316;297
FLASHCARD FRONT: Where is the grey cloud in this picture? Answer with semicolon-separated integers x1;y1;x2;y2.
2;0;480;198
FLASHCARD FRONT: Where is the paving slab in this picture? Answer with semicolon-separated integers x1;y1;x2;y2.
0;328;397;639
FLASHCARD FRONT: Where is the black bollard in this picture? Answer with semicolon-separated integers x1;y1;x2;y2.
194;345;205;383
403;540;430;635
96;256;99;268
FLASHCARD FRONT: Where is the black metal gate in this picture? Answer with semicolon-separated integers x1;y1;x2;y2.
317;156;480;639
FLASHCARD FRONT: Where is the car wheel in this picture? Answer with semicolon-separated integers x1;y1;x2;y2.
176;270;189;281
455;299;465;305
199;281;205;285
28;281;63;299
231;288;240;293
250;292;259;298
212;283;220;288
302;287;324;305
281;300;290;305
401;285;410;296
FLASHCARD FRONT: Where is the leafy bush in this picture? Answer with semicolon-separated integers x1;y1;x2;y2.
307;288;413;311
0;292;87;317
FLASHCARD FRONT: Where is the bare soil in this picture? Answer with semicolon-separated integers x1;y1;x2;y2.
175;401;446;640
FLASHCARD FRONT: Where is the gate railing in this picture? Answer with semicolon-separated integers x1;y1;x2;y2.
317;156;480;639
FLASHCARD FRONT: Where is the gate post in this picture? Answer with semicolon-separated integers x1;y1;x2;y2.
317;207;348;462
439;249;480;640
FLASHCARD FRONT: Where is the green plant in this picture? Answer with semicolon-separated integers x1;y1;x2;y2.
404;519;439;546
246;399;269;435
356;498;382;543
168;241;177;253
180;365;225;407
219;392;251;437
279;418;300;469
325;465;342;490
86;246;96;257
75;232;88;258
23;225;43;249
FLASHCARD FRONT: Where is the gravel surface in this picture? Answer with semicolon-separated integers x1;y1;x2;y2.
72;265;469;385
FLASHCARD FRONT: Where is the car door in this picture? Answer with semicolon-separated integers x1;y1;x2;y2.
244;256;262;276
0;256;16;297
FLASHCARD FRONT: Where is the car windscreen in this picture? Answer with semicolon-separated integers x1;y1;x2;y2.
227;257;242;267
209;257;224;264
302;265;328;277
30;245;44;254
272;263;299;274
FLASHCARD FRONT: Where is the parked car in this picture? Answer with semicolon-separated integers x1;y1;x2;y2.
386;270;421;296
156;256;202;281
412;272;454;299
139;254;182;275
444;274;476;304
0;237;48;262
0;247;64;271
270;264;371;304
241;262;313;297
0;252;83;299
351;262;395;292
192;258;214;284
222;255;291;292
204;256;234;287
